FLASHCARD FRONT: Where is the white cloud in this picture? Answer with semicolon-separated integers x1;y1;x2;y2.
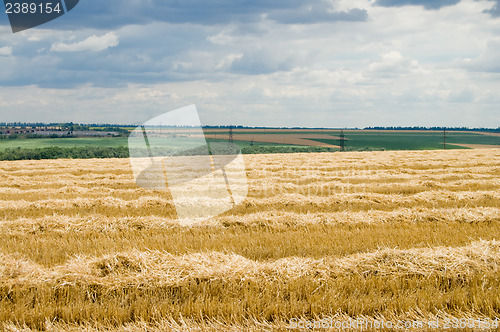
0;46;12;56
466;39;500;72
368;51;419;73
50;32;119;53
207;30;236;45
216;53;243;71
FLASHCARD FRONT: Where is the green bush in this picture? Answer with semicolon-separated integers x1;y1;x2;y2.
0;146;130;161
0;145;391;161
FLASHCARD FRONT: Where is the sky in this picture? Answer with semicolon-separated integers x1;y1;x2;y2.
0;0;499;128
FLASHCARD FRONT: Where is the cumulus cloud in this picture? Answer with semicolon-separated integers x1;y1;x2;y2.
374;0;460;10
268;5;368;24
50;32;119;52
447;88;476;103
483;0;500;17
229;50;297;75
368;51;419;74
465;40;500;72
0;46;12;56
11;0;368;30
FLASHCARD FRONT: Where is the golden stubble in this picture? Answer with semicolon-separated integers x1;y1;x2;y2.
0;148;499;329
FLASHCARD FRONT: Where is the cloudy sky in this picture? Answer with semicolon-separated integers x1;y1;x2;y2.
0;0;499;127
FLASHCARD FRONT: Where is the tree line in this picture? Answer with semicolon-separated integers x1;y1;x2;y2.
364;126;500;132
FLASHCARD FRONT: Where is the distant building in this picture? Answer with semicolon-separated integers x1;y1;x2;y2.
0;126;118;137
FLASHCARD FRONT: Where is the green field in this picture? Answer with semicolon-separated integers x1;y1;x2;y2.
205;130;500;150
205;138;302;148
0;137;129;151
312;131;500;150
0;131;498;153
0;136;302;152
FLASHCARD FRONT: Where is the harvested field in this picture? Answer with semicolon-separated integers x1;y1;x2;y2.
0;149;499;330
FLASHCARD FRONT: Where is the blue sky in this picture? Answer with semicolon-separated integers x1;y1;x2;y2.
0;0;499;127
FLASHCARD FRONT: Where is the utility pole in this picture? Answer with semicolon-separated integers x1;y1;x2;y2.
228;126;233;145
443;128;447;150
339;129;346;152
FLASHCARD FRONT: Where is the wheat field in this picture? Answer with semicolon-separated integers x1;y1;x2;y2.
0;149;499;331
